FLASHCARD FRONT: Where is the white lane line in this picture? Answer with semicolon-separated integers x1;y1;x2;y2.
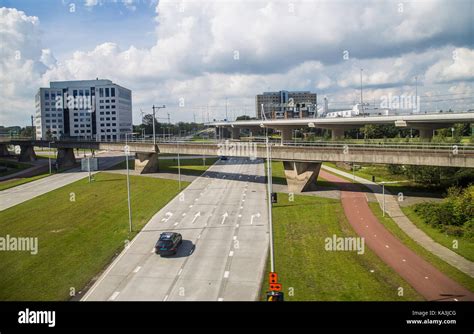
236;223;239;228
182;213;186;217
229;251;234;257
133;266;141;273
178;268;183;276
108;291;120;301
233;236;237;240
163;295;169;301
218;298;224;301
151;247;155;253
223;271;230;278
173;222;179;226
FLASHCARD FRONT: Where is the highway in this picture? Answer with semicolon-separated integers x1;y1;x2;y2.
0;152;124;211
82;157;269;301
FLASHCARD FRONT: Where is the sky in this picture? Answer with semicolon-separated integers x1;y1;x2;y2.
0;0;473;126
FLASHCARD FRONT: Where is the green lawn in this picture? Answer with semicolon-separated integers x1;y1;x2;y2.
111;157;218;176
402;205;474;262
0;172;189;300
260;194;422;301
368;202;474;292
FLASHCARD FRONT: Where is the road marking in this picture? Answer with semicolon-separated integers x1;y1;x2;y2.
173;222;179;226
221;212;229;224
133;266;141;273
161;211;173;222
385;245;389;248
192;211;201;224
238;214;242;218
402;259;406;262
182;213;186;217
218;298;224;301
163;295;169;301
229;251;234;257
178;268;183;276
240;206;243;209
224;271;230;278
250;212;261;225
454;298;458;301
425;276;429;279
233;236;237;240
197;234;201;239
108;291;120;301
151;247;155;253
189;205;193;208
236;223;239;228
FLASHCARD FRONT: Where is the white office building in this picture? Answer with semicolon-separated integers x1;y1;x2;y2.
35;79;132;140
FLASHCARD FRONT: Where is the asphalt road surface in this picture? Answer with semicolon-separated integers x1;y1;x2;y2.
82;157;269;301
320;170;474;301
0;152;124;211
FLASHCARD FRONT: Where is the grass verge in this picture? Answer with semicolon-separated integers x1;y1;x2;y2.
401;205;474;262
0;172;189;300
368;202;474;292
260;194;423;301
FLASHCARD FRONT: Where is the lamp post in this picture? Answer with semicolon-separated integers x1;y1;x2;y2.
152;104;166;145
48;141;54;174
125;133;133;233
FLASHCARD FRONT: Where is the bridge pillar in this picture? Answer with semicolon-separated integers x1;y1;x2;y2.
0;144;10;157
280;128;293;145
283;160;322;193
331;128;345;140
135;152;159;174
18;144;37;162
417;127;434;140
56;147;76;167
231;127;240;140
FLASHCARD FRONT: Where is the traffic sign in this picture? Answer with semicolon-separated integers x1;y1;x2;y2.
269;283;282;291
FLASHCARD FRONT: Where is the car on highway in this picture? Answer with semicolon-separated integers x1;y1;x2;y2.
220;156;228;160
155;232;182;257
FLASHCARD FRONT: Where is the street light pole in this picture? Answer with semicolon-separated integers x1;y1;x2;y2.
152;104;166;145
382;183;385;217
266;135;275;272
125;133;132;233
48;141;52;174
177;141;181;190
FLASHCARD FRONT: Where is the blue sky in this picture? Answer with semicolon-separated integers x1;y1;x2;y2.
1;0;473;126
0;0;157;58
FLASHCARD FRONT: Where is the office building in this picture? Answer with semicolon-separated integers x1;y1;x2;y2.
255;90;317;119
35;79;132;140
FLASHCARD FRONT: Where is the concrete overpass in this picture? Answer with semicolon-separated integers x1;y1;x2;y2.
1;138;473;193
211;112;474;141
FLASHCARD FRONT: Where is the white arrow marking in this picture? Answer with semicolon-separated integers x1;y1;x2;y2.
250;212;261;225
192;211;201;224
161;212;173;222
221;212;229;225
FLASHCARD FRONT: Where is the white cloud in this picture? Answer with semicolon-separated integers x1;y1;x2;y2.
1;1;473;125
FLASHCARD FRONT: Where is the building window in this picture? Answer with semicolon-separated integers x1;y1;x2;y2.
99;88;103;97
105;88;110;97
45;92;49;100
111;88;115;97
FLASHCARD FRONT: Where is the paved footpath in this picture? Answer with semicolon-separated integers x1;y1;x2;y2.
320;168;474;301
322;165;474;278
0;153;123;211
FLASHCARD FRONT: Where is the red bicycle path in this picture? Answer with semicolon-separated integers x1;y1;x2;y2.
319;170;474;301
